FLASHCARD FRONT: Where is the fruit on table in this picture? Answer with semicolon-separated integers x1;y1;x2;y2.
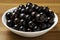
6;2;55;32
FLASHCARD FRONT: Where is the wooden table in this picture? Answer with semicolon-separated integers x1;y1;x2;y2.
0;0;60;40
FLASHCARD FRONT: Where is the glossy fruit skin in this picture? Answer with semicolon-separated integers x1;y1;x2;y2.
38;6;43;12
13;24;20;30
5;12;12;20
14;18;19;24
43;7;49;12
26;2;32;7
18;5;25;9
6;2;55;32
7;20;14;27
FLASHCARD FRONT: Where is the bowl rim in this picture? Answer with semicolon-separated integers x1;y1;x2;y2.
2;7;58;33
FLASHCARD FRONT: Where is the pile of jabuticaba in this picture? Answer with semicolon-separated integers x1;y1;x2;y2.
5;2;55;32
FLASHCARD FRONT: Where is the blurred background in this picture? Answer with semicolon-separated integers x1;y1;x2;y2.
0;0;60;40
0;0;60;3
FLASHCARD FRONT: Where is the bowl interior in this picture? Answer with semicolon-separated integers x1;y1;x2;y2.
2;7;58;33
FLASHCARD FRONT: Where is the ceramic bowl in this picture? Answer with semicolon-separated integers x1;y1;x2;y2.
2;7;58;37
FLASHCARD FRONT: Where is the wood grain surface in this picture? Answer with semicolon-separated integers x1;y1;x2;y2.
0;0;60;40
0;0;60;3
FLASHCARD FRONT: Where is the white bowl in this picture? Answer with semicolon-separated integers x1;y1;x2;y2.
2;7;58;37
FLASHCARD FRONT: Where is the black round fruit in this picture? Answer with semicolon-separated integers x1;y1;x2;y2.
6;2;55;32
7;20;13;27
26;2;32;7
6;12;12;20
14;18;19;24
